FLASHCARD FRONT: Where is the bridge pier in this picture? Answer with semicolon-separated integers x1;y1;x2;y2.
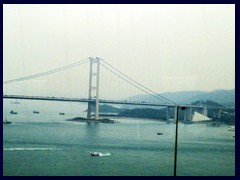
188;108;193;121
203;106;208;116
174;106;177;121
87;102;93;119
184;109;188;121
218;109;222;119
166;106;170;120
198;106;208;117
183;108;193;121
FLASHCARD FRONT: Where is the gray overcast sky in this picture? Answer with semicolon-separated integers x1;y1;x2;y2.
3;4;235;95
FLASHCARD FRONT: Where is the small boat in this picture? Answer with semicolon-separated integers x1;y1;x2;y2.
157;132;163;135
33;111;40;114
10;110;17;114
59;113;65;115
91;152;101;156
3;118;12;124
91;152;110;157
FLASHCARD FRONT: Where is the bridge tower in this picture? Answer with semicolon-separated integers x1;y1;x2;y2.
87;57;100;120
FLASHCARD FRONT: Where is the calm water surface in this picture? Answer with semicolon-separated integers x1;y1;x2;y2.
3;100;235;176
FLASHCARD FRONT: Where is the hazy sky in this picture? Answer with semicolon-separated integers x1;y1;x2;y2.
3;4;235;96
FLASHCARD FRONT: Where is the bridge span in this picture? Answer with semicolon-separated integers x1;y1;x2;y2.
3;57;231;121
3;94;177;107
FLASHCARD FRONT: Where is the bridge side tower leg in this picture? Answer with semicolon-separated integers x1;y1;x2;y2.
95;57;100;120
87;57;100;120
87;58;93;120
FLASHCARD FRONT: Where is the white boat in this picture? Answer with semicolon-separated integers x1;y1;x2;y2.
3;118;12;124
10;110;18;114
91;152;110;157
91;152;101;156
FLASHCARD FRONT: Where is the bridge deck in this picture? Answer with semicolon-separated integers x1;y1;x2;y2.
3;95;231;109
3;95;176;107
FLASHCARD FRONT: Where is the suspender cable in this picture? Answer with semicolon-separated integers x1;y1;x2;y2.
100;63;170;104
100;58;177;105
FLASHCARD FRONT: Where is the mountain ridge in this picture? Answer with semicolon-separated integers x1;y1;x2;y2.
125;89;235;106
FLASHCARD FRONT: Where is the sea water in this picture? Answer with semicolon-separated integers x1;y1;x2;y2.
3;99;235;176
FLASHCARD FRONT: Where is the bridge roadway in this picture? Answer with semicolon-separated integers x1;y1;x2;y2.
3;94;177;107
2;94;215;109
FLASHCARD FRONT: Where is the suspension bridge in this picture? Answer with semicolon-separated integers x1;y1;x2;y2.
3;57;225;121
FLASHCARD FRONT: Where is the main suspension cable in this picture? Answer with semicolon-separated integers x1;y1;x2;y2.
3;58;90;84
100;58;177;105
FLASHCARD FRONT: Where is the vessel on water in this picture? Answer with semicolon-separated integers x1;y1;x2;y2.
10;110;17;114
33;111;40;114
3;118;12;124
91;152;110;157
91;152;101;156
59;113;65;115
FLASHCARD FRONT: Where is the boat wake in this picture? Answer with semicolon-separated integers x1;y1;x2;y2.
99;153;111;156
3;147;60;151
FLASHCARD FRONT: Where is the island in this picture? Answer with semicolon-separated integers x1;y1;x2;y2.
65;117;118;124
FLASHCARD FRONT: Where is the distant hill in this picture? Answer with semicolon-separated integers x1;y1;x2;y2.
119;108;167;120
90;104;127;113
125;89;235;106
